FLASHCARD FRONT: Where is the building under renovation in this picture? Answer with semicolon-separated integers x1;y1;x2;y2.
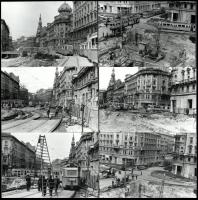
172;132;197;179
170;63;196;115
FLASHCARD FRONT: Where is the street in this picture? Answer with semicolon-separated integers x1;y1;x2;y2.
1;107;61;133
99;167;196;198
2;188;76;198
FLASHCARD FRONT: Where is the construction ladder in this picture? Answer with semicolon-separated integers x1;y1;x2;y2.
34;135;54;196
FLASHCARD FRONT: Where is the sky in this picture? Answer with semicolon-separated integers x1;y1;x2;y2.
10;132;82;161
1;1;73;40
2;67;64;93
99;67;139;90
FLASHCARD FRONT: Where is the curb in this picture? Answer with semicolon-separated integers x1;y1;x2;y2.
70;190;77;198
49;117;62;132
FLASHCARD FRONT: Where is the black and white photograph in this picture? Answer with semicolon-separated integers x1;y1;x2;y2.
1;1;97;67
98;1;196;67
1;0;197;199
1;66;98;133
2;132;99;198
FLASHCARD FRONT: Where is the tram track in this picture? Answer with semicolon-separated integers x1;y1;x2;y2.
2;111;62;133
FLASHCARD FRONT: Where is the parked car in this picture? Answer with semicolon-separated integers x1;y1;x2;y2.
137;165;147;170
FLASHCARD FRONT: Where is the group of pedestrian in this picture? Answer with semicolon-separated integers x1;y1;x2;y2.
25;174;60;197
37;175;60;197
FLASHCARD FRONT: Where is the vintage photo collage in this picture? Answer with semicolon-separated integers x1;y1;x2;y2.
1;1;197;198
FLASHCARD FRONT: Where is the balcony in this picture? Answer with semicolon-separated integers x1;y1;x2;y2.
171;77;196;86
113;144;120;149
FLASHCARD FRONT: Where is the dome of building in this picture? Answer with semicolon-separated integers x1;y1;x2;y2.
58;2;72;13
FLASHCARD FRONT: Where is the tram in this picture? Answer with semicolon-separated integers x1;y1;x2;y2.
61;163;80;190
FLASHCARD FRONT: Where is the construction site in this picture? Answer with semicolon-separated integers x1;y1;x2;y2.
100;109;196;134
98;3;196;68
1;133;99;198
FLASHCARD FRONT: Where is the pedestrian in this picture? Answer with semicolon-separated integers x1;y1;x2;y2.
140;171;142;175
48;175;54;197
136;175;138;180
26;174;31;191
54;175;60;196
38;175;42;192
112;180;114;188
42;176;47;196
47;109;50;118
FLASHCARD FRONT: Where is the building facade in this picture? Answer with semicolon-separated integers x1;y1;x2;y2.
1;19;10;52
35;88;53;105
100;131;174;167
69;132;99;190
72;1;98;47
35;2;73;52
71;66;98;131
53;66;79;108
170;63;196;115
166;1;196;24
124;67;171;109
2;133;36;176
172;132;197;179
99;1;165;17
1;71;21;107
19;88;29;106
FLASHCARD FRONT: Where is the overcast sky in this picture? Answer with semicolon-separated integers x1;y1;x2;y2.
1;1;73;40
11;133;81;161
99;67;139;90
2;67;64;93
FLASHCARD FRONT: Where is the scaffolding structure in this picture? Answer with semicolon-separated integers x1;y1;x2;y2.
34;135;53;196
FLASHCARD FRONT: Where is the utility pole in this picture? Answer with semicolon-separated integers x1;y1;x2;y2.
159;173;165;198
81;104;85;134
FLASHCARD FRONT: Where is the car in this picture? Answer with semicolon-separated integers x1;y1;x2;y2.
137;165;147;170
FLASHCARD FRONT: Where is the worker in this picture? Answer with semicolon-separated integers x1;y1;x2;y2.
54;175;60;196
47;108;50;118
48;175;54;197
26;174;31;191
42;176;47;196
38;175;42;192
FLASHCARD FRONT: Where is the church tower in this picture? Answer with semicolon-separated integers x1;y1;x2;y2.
108;67;116;87
36;14;42;46
69;134;76;162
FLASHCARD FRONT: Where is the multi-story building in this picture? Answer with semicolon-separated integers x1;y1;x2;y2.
36;2;73;52
53;66;79;108
72;1;98;62
72;1;98;48
99;89;107;106
35;88;53;105
170;63;196;115
19;87;29;106
1;71;21;107
72;66;98;107
69;131;99;190
71;66;98;130
2;133;36;176
1;19;10;52
99;131;174;168
113;80;125;104
172;132;197;179
99;1;165;17
124;67;171;109
166;1;196;24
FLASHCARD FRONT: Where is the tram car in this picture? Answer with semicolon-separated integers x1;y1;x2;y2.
61;163;80;190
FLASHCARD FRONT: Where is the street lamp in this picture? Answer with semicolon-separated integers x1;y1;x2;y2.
80;103;85;134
